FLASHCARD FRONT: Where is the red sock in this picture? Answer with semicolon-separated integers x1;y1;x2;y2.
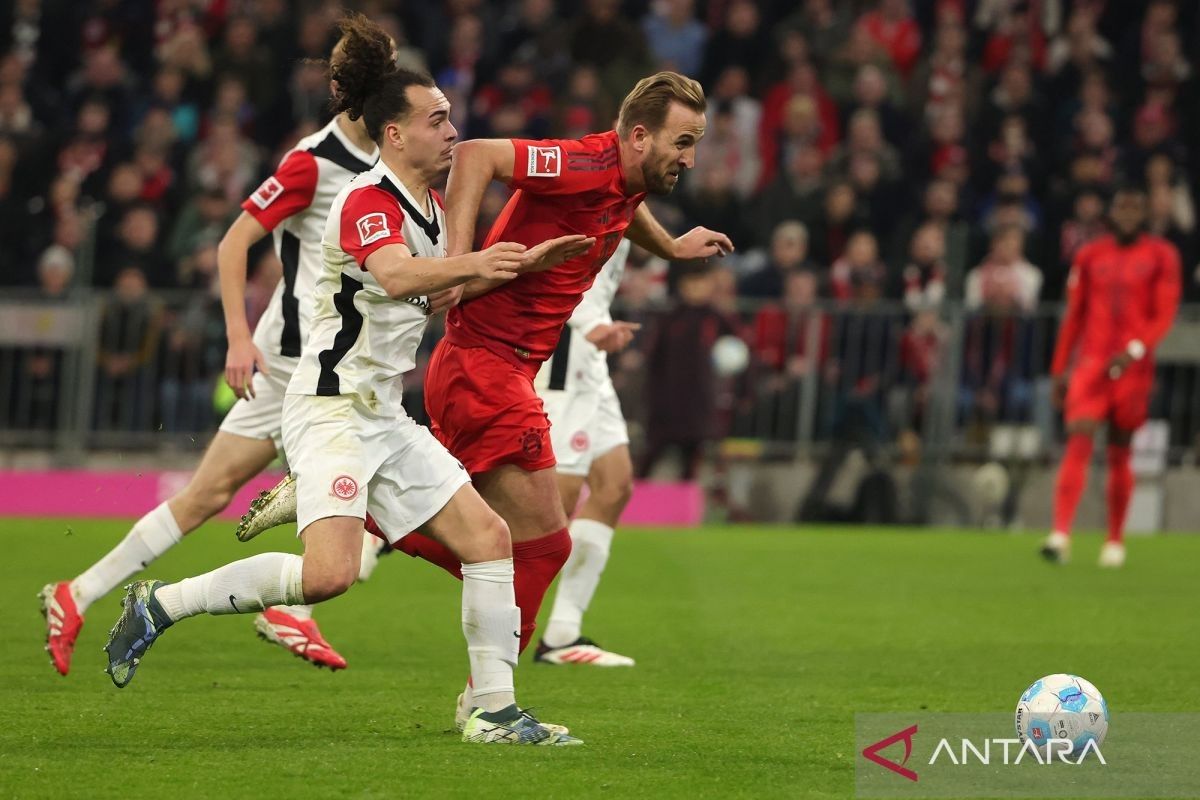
394;531;463;579
1105;444;1133;544
513;529;572;654
1052;434;1093;535
363;514;387;544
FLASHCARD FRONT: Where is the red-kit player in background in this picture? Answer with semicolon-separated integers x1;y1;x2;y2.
394;71;732;720
1043;185;1180;568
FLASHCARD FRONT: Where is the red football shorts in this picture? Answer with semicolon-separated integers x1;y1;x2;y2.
424;340;556;476
1064;357;1154;431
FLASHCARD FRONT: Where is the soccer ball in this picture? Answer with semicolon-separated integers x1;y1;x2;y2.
712;335;750;377
1015;674;1109;752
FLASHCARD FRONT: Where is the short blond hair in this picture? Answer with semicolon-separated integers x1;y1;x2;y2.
617;71;706;137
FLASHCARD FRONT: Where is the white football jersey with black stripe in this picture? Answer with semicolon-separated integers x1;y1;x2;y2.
243;117;377;360
287;160;444;416
535;238;630;397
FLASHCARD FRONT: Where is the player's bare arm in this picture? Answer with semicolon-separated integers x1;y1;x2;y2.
585;321;641;353
364;240;528;300
459;234;598;302
444;139;517;257
625;203;733;261
218;211;271;399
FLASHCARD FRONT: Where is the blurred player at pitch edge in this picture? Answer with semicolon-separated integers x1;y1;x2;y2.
238;72;732;723
1043;185;1180;568
103;18;589;745
534;239;639;666
39;14;397;675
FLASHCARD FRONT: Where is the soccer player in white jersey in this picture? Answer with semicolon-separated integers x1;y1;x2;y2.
39;16;394;675
534;239;638;667
102;23;590;745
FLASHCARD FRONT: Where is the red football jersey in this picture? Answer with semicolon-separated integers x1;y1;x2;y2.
444;130;646;366
1050;233;1181;375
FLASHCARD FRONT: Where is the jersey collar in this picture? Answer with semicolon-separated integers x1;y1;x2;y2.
330;116;379;166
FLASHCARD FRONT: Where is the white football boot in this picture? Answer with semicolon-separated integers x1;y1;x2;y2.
1098;541;1126;568
1039;531;1071;564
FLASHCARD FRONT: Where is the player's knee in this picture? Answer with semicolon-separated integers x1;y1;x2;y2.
458;512;512;564
1108;428;1134;447
594;475;633;516
1067;420;1099;438
303;563;357;603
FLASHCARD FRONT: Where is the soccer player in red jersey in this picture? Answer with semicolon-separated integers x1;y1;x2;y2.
1043;186;1181;567
395;71;732;711
234;72;731;728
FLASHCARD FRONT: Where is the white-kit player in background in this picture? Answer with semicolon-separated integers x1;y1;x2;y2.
102;50;591;744
534;238;639;667
40;17;392;675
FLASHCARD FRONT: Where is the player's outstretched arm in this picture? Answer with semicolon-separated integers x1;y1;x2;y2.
365;241;528;300
626;204;733;261
444;139;517;257
218;212;271;399
460;234;595;301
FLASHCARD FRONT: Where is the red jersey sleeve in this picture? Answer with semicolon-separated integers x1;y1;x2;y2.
1139;239;1182;351
241;150;319;231
508;136;619;196
1051;245;1090;376
337;185;407;269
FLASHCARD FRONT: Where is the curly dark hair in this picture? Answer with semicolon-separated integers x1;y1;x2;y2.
327;13;434;141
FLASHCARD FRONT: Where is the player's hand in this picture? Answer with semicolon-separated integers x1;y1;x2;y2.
1051;374;1068;409
585;321;641;353
470;242;528;281
1107;352;1134;380
226;337;269;400
519;235;596;274
672;227;734;261
427;285;463;316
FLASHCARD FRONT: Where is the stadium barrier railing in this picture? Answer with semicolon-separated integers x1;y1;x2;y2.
2;289;1199;467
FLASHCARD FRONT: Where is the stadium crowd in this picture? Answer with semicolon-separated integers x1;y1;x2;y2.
1;0;1198;462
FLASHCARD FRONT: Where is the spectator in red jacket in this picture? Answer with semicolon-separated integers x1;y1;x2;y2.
856;0;923;79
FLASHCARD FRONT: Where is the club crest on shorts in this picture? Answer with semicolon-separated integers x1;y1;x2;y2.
521;428;544;459
570;430;590;452
331;475;358;500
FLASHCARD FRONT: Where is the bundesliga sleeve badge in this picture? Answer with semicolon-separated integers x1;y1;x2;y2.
527;145;561;178
249;176;284;209
356;212;391;246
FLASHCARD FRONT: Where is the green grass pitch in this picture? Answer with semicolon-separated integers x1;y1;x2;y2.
1;520;1197;799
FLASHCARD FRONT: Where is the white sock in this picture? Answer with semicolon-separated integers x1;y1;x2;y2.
544;519;614;647
461;678;475;712
357;530;381;582
154;553;305;622
273;604;313;620
461;558;518;713
71;502;183;613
